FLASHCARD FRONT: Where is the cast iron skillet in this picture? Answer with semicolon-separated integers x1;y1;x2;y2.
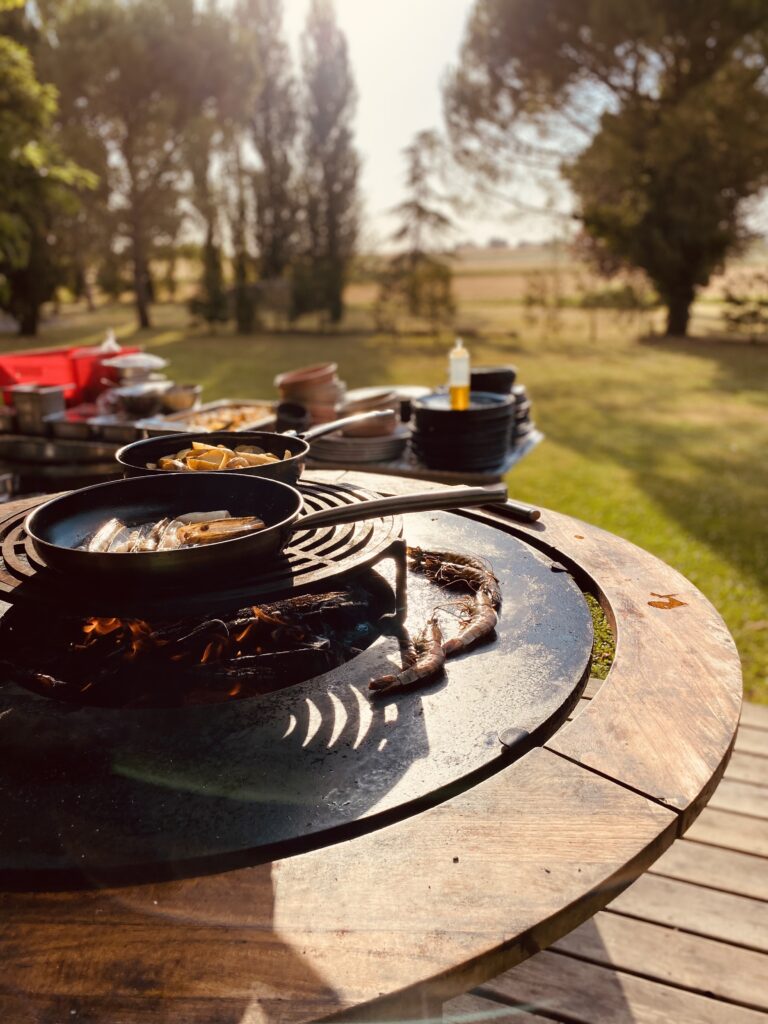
24;474;508;585
115;410;394;485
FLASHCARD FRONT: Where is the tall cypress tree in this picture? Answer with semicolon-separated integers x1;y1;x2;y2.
299;0;359;323
238;0;299;281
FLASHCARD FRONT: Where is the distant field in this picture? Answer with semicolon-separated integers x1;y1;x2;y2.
1;258;766;702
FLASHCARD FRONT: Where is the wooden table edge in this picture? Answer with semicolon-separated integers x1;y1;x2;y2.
0;471;742;1024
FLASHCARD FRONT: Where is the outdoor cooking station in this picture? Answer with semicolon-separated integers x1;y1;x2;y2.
0;470;742;1024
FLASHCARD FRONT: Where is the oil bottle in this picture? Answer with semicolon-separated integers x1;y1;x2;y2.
449;336;470;410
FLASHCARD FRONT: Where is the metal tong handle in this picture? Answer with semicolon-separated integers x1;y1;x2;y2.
299;409;395;442
297;483;509;531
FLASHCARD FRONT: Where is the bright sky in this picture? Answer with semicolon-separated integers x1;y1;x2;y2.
282;0;558;247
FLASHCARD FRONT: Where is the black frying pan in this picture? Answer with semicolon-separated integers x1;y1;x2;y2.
25;474;509;585
115;410;394;484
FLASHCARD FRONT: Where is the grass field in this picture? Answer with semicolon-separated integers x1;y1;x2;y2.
1;274;766;702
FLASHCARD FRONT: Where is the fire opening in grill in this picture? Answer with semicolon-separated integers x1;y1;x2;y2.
0;571;397;708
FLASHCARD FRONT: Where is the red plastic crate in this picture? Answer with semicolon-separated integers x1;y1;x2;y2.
70;344;140;401
0;343;140;406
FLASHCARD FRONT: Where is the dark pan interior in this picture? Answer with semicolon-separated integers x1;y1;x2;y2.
116;431;308;475
27;473;302;552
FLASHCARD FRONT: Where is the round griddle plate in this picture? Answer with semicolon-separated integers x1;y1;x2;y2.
0;510;593;885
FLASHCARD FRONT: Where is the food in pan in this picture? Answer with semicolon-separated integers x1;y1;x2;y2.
82;510;266;552
147;441;293;472
169;404;273;432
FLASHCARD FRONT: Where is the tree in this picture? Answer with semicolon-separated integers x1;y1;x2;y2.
188;229;228;326
185;113;230;327
445;1;768;336
181;4;254;329
376;130;456;333
299;0;359;323
0;1;95;333
238;0;299;281
47;0;216;329
228;142;257;333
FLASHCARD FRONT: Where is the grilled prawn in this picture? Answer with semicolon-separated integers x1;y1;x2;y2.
369;618;445;697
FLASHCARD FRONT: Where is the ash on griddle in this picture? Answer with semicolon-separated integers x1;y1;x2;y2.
1;576;394;708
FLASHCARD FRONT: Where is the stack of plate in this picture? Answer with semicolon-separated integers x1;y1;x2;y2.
411;391;515;472
309;425;410;464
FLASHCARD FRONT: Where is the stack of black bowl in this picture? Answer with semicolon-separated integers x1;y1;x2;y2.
511;383;534;442
411;391;515;472
469;365;517;396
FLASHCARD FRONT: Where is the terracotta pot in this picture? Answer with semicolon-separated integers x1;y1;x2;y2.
274;363;338;391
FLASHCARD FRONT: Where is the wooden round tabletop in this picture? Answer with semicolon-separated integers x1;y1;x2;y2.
0;470;742;1024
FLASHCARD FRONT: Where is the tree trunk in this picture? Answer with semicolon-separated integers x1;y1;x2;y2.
131;218;151;329
17;307;39;337
665;286;694;337
83;274;95;313
328;261;344;324
133;253;151;329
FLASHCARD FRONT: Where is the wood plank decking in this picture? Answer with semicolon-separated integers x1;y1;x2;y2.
445;696;768;1024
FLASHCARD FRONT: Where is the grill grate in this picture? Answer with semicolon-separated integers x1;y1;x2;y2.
0;481;406;618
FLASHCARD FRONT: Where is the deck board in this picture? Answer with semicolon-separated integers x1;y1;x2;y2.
684;806;768;856
552;913;768;1010
649;839;768;900
707;777;768;819
447;701;768;1024
735;726;768;757
473;951;768;1024
727;751;768;786
740;704;768;731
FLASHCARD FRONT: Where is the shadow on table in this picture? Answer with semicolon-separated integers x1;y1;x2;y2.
0;669;432;889
2;860;347;1024
0;675;436;1023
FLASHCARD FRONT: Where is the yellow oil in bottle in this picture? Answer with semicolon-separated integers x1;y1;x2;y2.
449;337;470;410
449;384;470;410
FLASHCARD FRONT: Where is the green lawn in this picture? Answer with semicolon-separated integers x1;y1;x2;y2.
2;301;767;701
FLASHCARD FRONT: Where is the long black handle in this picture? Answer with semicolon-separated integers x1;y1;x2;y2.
300;409;394;443
296;483;509;531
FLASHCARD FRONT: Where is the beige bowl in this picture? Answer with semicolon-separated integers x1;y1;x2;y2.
343;389;398;414
274;362;338;392
342;408;398;437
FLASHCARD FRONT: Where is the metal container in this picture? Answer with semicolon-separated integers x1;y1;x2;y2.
88;416;143;444
44;413;94;441
10;384;67;436
135;399;275;437
160;383;203;413
0;472;15;502
0;405;17;434
112;381;172;419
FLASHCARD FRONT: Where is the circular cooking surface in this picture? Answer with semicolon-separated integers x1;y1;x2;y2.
0;480;403;618
0;508;593;885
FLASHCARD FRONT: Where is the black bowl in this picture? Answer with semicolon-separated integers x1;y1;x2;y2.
470;365;517;394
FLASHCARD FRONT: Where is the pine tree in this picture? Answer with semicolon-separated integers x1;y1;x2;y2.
299;0;359;323
239;0;299;281
377;130;456;334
